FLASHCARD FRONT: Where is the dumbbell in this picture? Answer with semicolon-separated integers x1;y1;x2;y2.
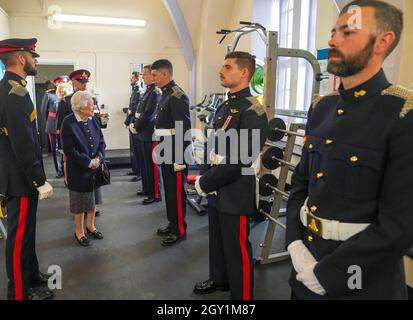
262;146;296;171
258;174;289;198
268;118;305;142
256;200;286;229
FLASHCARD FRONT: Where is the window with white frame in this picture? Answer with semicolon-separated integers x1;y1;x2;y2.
277;0;317;111
251;0;317;112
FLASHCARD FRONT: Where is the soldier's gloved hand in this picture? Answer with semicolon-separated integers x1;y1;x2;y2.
129;123;138;134
296;263;326;296
209;149;225;166
195;176;217;197
195;176;208;197
173;163;186;172
287;240;317;274
37;181;53;200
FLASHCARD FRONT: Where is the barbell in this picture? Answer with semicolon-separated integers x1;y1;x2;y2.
268;118;306;142
258;174;289;198
256;200;286;229
262;146;296;171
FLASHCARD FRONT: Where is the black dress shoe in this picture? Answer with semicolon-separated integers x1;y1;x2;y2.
131;176;142;182
193;279;230;295
31;272;51;287
136;190;147;196
142;197;161;205
31;271;51;287
26;286;54;300
55;171;64;178
95;210;101;217
126;171;136;176
157;225;171;236
74;234;90;246
86;228;104;239
161;233;186;247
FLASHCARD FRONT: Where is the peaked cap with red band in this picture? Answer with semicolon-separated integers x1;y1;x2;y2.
0;38;40;58
69;69;91;83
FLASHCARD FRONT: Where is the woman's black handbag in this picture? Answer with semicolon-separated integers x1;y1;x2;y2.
94;161;111;188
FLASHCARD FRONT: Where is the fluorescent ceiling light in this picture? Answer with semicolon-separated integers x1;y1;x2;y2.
52;14;146;27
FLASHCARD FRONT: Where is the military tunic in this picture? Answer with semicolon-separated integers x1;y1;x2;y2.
125;85;140;176
133;84;161;199
286;69;413;299
154;80;191;238
199;87;269;300
41;89;62;175
0;71;47;299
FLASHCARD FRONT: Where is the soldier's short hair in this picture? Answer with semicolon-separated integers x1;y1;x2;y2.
225;51;256;81
0;52;19;68
143;64;151;71
341;0;403;57
132;71;139;78
71;90;93;114
151;59;173;76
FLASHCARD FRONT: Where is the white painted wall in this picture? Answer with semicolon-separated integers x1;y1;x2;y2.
399;0;413;88
0;6;10;39
6;0;188;150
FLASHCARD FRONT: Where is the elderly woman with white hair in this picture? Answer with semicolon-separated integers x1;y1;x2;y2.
61;90;106;246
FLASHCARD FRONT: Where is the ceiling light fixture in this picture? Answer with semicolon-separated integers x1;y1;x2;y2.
51;13;147;28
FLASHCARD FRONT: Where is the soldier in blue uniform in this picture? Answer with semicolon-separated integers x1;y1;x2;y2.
125;71;141;181
41;76;68;178
286;0;413;300
151;59;191;247
193;52;269;300
0;38;54;300
130;65;162;204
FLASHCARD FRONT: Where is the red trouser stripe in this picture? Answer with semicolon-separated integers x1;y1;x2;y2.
13;197;29;300
152;142;159;199
48;133;53;153
239;216;250;300
176;171;185;237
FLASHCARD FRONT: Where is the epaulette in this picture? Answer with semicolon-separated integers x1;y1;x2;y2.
8;80;28;97
381;85;413;119
171;86;184;99
246;96;266;116
311;92;339;109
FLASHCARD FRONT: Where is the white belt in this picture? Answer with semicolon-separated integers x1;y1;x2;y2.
300;198;370;241
155;128;176;136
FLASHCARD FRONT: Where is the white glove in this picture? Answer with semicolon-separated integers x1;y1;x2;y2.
287;240;317;274
173;163;186;172
37;181;53;200
195;176;208;197
129;123;138;134
195;176;217;197
209;149;225;165
296;263;326;296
